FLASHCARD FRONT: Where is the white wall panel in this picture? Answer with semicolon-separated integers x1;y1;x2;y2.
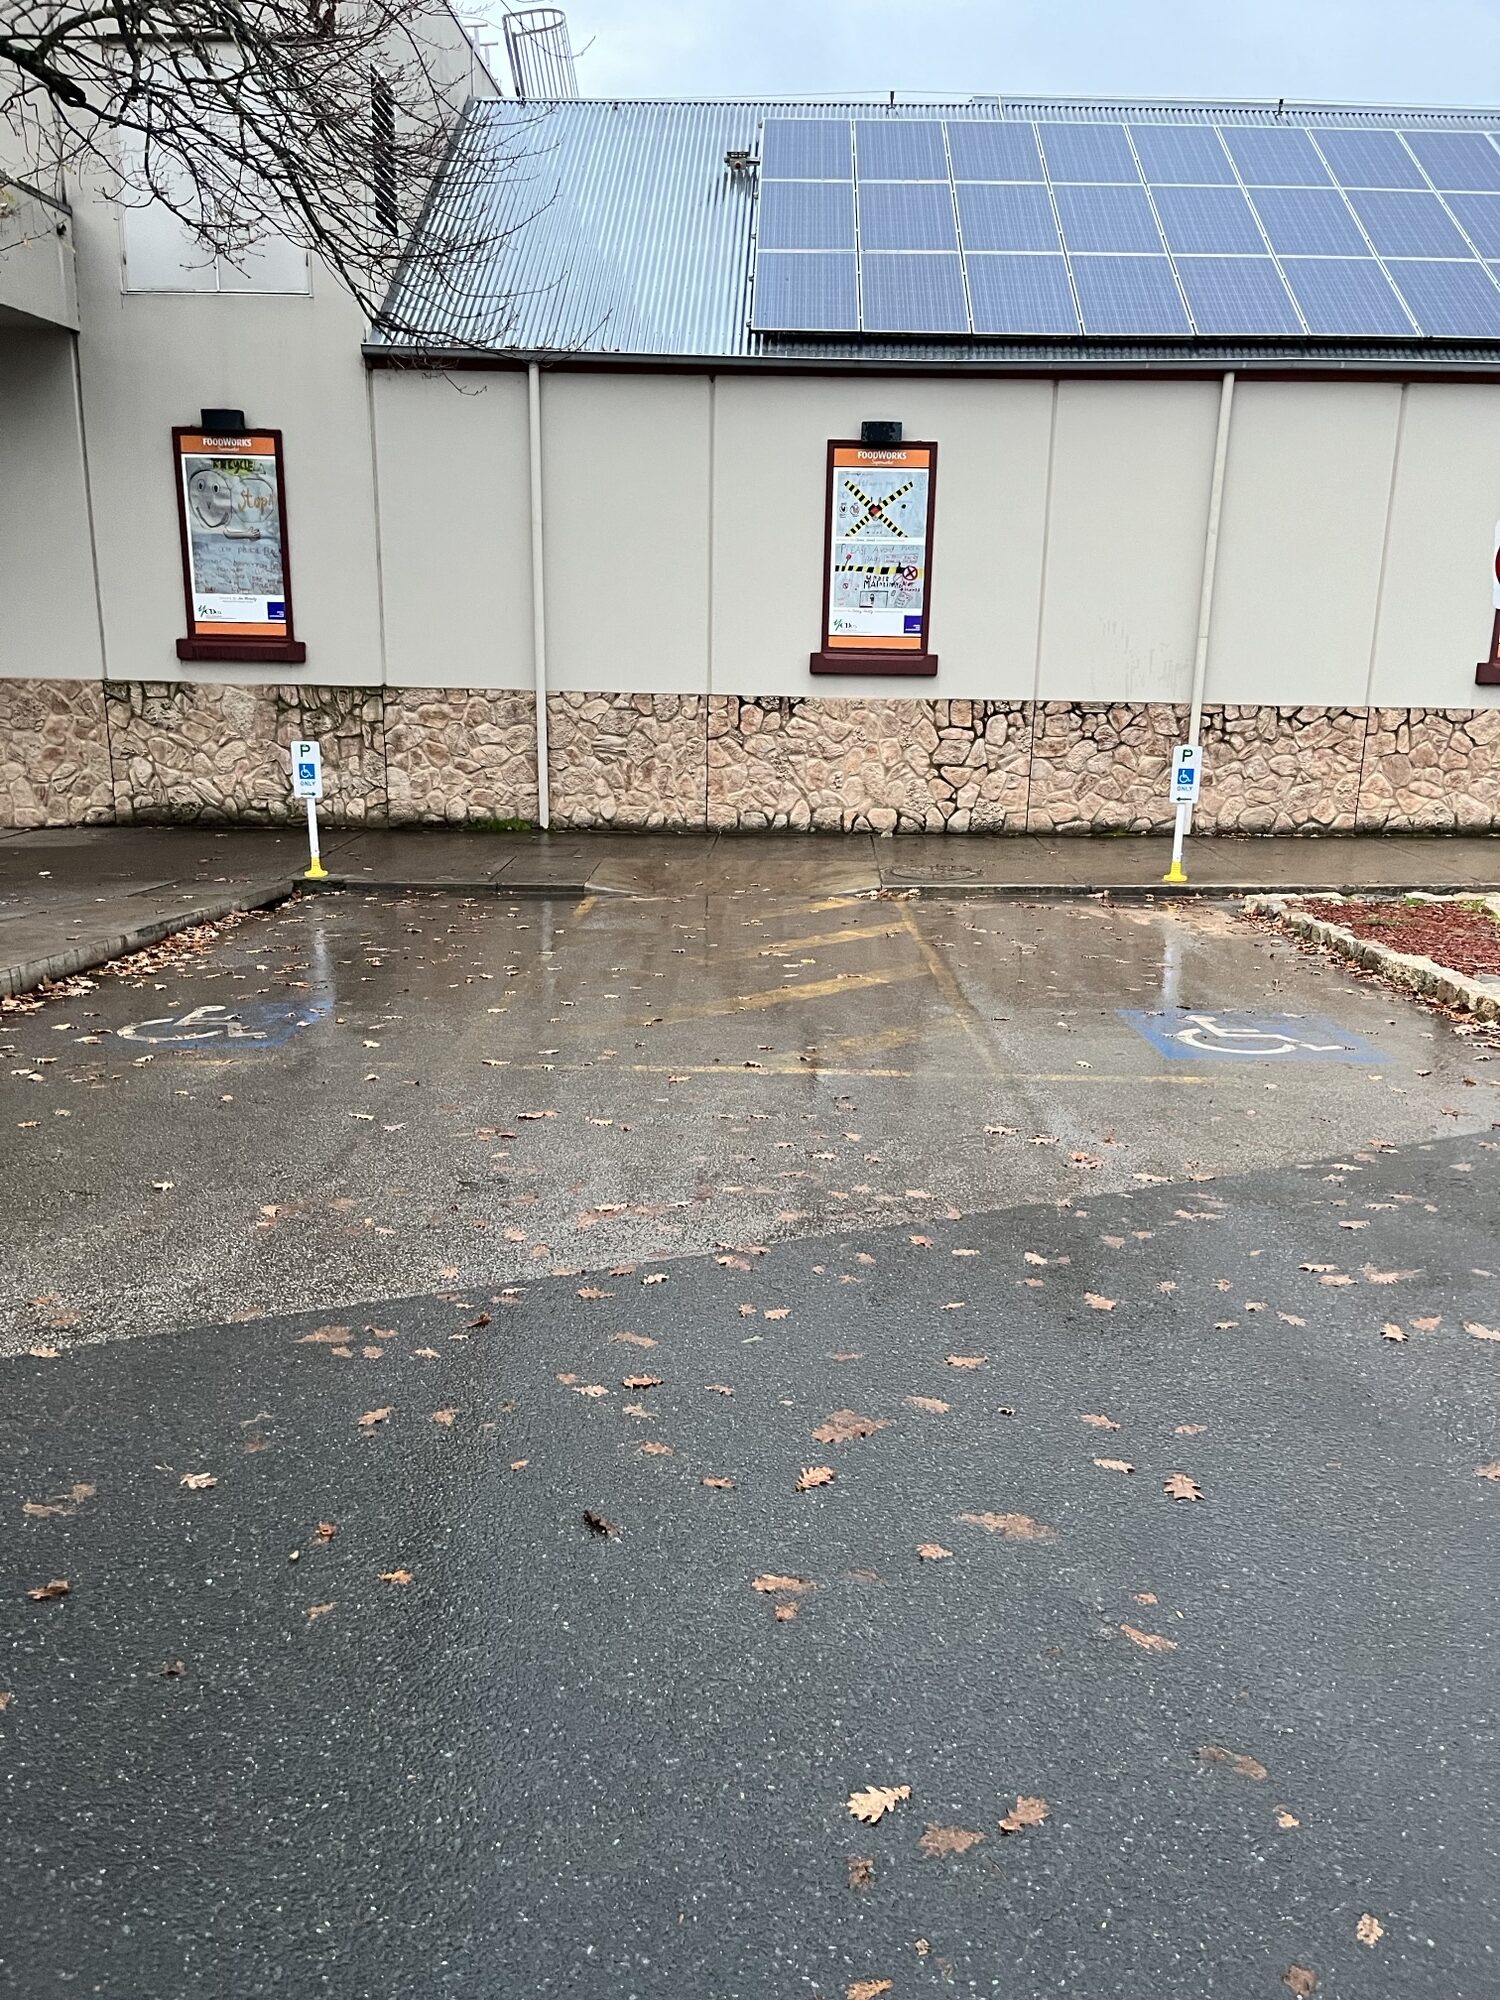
1036;380;1219;704
1206;381;1402;708
374;369;532;689
1368;383;1500;709
710;374;1053;700
0;328;103;679
541;374;711;693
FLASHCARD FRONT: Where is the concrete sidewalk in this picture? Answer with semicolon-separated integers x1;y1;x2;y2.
3;819;1499;997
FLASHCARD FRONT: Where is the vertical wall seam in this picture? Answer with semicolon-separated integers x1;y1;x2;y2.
1024;382;1060;829
67;334;119;818
364;369;393;822
1357;382;1408;825
703;374;716;831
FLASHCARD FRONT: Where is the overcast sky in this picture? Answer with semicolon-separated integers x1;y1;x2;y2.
550;0;1500;109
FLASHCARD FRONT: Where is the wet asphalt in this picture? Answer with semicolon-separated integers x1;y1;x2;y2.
3;880;1500;1998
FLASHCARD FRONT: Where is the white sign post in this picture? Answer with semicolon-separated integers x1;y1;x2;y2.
1161;744;1202;887
290;740;327;880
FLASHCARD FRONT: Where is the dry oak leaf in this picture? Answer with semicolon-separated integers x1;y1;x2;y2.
1174;1423;1208;1436
701;1476;736;1490
1081;1413;1120;1430
576;1286;614;1301
774;1603;799;1622
945;1354;987;1370
797;1465;835;1491
998;1795;1049;1834
1094;1458;1135;1474
621;1375;663;1390
583;1509;621;1538
26;1578;70;1602
432;1408;457;1426
1196;1745;1268;1781
916;1544;953;1562
379;1568;414;1585
357;1408;392;1429
812;1410;890;1445
572;1384;610;1399
639;1441;674;1457
764;1308;791;1321
1465;1322;1500;1341
1084;1293;1117;1312
1356;1915;1384;1948
847;1783;911;1825
1120;1623;1177;1653
905;1395;951;1414
1276;1809;1302;1829
1412;1316;1440;1332
957;1511;1056;1541
22;1483;96;1518
847;1983;893;2000
918;1824;985;1857
1284;1969;1318;1996
1380;1324;1407;1343
0;1692;13;1710
847;1855;874;1891
1475;1463;1500;1482
1163;1473;1203;1501
612;1332;657;1348
179;1472;218;1491
305;1602;334;1622
752;1573;813;1595
299;1325;354;1345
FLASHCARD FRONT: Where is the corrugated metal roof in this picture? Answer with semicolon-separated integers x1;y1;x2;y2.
374;93;1500;364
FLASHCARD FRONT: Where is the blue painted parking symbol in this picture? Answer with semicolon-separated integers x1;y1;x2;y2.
1120;1009;1382;1063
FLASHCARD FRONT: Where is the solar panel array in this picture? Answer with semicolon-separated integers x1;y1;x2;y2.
749;116;1500;339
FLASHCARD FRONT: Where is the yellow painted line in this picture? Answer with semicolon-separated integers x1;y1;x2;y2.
637;966;923;1025
505;1059;1218;1085
897;903;1000;1076
748;925;900;958
571;895;598;919
800;896;870;914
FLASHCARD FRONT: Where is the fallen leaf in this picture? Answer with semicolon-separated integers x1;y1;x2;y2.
945;1354;987;1370
612;1332;657;1348
0;1692;12;1710
812;1409;890;1445
752;1573;813;1595
1081;1413;1120;1429
1276;1809;1301;1829
847;1855;874;1891
621;1374;662;1389
918;1824;985;1857
1120;1623;1177;1653
1084;1293;1117;1311
916;1543;952;1561
582;1509;620;1538
1134;1591;1158;1604
639;1441;674;1457
774;1602;798;1622
1196;1745;1268;1780
1466;1322;1500;1341
575;1286;614;1300
378;1568;413;1585
701;1476;736;1490
356;1407;392;1429
1277;1313;1307;1327
957;1511;1056;1541
846;1983;893;2000
305;1602;334;1622
998;1795;1049;1834
28;1346;60;1360
1174;1423;1208;1436
1364;1268;1415;1284
797;1465;835;1491
21;1482;96;1519
764;1308;791;1321
26;1578;69;1602
1163;1473;1203;1501
315;1521;337;1542
905;1394;951;1414
178;1472;218;1491
298;1325;353;1344
847;1783;911;1825
431;1408;458;1425
1412;1316;1440;1332
1284;1969;1318;1996
1380;1324;1407;1343
572;1384;610;1398
1356;1915;1384;1948
1094;1457;1135;1474
642;1272;667;1285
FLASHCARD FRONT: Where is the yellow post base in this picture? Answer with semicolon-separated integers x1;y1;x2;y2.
304;858;328;880
1161;860;1189;885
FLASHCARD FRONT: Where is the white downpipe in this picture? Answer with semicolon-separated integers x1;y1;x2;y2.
1166;370;1235;882
527;359;551;830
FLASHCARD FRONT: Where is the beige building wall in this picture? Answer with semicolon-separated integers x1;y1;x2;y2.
0;325;102;679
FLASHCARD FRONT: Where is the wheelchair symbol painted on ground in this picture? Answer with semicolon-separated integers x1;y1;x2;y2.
117;998;332;1049
1120;1009;1383;1064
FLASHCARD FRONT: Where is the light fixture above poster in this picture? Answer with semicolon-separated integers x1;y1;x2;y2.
172;420;306;663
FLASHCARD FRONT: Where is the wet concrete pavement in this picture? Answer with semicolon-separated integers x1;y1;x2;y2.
3;883;1499;1996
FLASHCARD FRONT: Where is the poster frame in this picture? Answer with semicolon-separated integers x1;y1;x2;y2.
810;437;938;678
172;424;307;664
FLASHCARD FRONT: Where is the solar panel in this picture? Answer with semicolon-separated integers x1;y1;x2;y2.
757;181;855;251
859;182;958;252
1128;124;1234;185
1175;257;1303;334
854;120;947;180
1402;130;1500;192
966;254;1079;334
957;183;1061;252
759;119;851;180
1070;255;1190;334
1385;257;1500;336
1036;122;1140;184
1444;191;1500;256
1152;184;1266;255
946;122;1044;182
1248;186;1369;256
1310;129;1425;190
1221;127;1331;187
859;252;968;332
1054;184;1162;254
1278;257;1415;335
1346;189;1471;258
750;251;858;332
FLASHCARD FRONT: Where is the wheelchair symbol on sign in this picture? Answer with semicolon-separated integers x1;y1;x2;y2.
1170;1014;1347;1057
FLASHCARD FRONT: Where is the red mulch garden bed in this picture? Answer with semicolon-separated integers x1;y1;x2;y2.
1299;898;1500;978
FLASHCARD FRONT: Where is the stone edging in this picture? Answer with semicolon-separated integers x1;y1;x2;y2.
1245;892;1500;1023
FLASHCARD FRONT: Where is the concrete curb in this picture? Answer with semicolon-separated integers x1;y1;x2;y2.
1246;892;1500;1023
0;878;296;1000
885;877;1500;902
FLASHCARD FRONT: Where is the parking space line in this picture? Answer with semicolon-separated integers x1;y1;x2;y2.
639;966;924;1024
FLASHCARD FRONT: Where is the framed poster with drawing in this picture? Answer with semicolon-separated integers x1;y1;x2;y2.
810;438;937;677
172;425;306;663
